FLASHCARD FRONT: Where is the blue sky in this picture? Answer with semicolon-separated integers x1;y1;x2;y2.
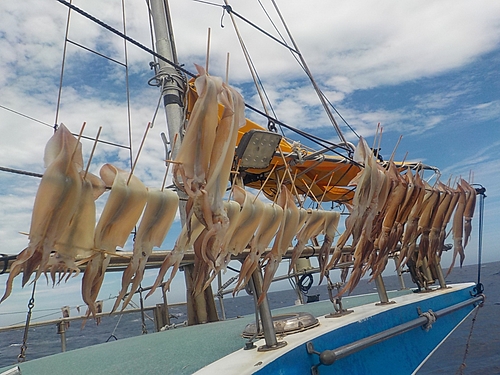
0;0;499;326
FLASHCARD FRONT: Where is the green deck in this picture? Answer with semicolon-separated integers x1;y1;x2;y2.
1;290;412;375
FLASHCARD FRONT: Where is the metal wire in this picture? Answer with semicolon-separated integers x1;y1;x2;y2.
18;281;37;363
54;0;72;127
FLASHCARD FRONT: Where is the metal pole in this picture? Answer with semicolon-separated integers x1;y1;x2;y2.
149;0;184;161
307;294;484;368
250;268;287;350
162;286;171;326
217;271;227;320
421;257;434;287
56;321;67;352
393;256;406;290
435;263;447;289
374;275;390;305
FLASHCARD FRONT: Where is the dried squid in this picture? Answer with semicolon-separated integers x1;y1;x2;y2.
1;124;82;302
82;163;147;316
113;188;179;312
260;186;300;304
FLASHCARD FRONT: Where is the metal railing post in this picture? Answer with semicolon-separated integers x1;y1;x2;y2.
251;268;287;351
56;321;67;352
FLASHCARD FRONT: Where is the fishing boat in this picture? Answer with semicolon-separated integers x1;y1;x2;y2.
0;1;487;374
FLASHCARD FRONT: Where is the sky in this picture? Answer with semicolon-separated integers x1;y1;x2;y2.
0;0;499;327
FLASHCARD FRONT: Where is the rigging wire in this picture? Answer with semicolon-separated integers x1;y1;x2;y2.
0;105;53;129
54;0;354;158
121;0;134;171
269;0;350;148
54;0;72;127
18;281;37;363
0;104;131;149
221;1;276;122
195;0;359;143
245;102;356;159
220;1;285;138
56;0;195;78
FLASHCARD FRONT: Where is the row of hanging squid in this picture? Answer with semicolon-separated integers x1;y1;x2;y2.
0;66;476;316
325;137;477;295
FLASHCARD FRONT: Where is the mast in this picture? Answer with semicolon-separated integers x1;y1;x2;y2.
149;0;184;161
149;0;219;325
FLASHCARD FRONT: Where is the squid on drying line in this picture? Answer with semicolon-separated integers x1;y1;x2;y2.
288;209;325;274
438;185;459;258
234;201;283;295
112;188;179;312
392;168;419;268
146;214;205;299
369;161;407;279
317;210;341;284
326;137;375;271
398;171;426;268
1;124;82;303
446;180;469;277
172;64;222;240
415;181;440;267
82;163;147;317
337;138;386;295
197;81;245;279
46;172;105;284
461;179;476;249
259;186;300;304
202;200;242;292
427;182;453;266
193;199;243;295
225;187;265;258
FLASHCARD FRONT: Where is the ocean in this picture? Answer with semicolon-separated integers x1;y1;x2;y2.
1;261;499;374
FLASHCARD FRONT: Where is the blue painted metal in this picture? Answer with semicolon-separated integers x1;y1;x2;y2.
255;285;477;375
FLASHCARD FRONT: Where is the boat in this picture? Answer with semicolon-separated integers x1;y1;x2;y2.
0;1;488;374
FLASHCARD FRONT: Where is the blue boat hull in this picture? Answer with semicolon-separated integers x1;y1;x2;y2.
255;284;478;375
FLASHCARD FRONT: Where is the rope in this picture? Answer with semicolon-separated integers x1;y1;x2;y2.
0;104;130;150
269;0;350;148
106;313;123;342
18;281;37;363
298;273;313;294
455;304;482;375
420;309;437;332
139;286;148;334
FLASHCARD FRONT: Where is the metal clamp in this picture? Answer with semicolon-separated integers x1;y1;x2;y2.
306;341;337;375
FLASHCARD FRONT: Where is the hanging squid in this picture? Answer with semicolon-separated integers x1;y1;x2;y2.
1;124;82;303
172;64;222;239
234;201;283;295
112;188;179;312
46;171;105;284
259;185;300;304
82;163;147;316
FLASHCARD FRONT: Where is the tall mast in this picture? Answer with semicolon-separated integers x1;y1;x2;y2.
149;0;219;325
149;0;184;161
